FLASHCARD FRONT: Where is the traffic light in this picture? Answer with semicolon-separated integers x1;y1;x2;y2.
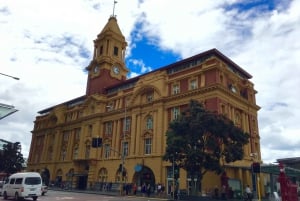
92;137;102;148
252;162;261;173
174;165;179;180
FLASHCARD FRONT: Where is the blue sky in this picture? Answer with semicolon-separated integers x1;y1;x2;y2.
1;0;300;164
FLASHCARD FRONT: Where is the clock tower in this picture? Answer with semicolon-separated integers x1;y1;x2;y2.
86;16;128;95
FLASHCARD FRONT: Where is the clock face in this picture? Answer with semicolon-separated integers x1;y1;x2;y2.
94;66;99;73
113;66;120;74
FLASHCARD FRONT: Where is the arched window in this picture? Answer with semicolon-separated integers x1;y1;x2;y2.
146;116;153;130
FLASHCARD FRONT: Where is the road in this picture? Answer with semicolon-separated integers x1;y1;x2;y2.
2;190;170;201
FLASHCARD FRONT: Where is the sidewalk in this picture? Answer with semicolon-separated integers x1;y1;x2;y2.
49;187;270;201
50;187;170;199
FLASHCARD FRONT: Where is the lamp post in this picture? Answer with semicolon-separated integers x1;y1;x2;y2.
250;153;261;201
106;102;127;195
121;99;127;195
172;155;175;200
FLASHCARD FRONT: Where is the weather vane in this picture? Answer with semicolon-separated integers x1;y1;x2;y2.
112;0;117;17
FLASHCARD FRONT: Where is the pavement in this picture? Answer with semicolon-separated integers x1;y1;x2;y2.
49;187;272;201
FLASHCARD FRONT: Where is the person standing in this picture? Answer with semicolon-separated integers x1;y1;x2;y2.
147;183;151;197
133;183;137;195
245;185;252;201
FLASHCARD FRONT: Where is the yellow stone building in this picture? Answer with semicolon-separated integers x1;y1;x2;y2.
27;15;261;196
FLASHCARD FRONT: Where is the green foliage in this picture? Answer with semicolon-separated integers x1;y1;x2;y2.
163;100;249;190
0;142;25;174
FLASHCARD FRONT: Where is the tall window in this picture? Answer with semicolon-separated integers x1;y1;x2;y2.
88;125;93;137
146;116;153;130
113;46;118;56
124;118;131;132
105;121;113;135
172;83;180;95
61;148;67;161
172;107;180;120
122;142;128;157
47;147;53;161
104;144;110;159
85;145;90;159
100;46;103;55
73;146;78;159
190;79;198;90
63;131;69;142
74;128;81;141
144;138;152;155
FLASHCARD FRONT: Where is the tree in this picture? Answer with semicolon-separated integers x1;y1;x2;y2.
0;142;25;175
163;100;249;194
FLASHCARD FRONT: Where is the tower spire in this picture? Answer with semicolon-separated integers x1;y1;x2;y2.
112;0;117;17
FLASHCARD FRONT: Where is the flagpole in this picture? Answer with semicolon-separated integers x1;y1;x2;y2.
112;0;117;17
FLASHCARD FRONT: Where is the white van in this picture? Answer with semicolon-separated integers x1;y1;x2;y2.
2;172;42;201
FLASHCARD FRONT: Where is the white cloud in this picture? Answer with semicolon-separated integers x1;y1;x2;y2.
1;0;300;164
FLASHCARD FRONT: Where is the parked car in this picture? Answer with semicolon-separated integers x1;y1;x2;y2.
42;184;48;195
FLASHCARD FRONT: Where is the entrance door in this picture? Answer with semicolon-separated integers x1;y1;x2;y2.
78;176;87;190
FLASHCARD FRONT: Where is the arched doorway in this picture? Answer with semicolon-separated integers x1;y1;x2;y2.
133;165;155;191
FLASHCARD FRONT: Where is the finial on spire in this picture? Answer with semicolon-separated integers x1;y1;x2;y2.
112;0;118;17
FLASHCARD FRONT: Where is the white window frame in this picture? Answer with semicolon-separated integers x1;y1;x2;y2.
124;118;130;132
146;116;153;130
172;107;180;120
172;84;180;95
144;138;152;155
104;144;110;159
122;141;129;157
105;121;113;135
190;79;198;90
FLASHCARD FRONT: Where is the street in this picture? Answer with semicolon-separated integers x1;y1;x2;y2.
2;190;170;201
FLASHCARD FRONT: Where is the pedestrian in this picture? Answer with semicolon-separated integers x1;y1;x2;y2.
221;185;227;199
245;185;252;201
141;183;146;196
161;183;165;197
146;183;151;197
133;183;137;195
214;185;219;199
157;183;162;196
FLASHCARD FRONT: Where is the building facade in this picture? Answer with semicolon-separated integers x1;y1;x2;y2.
27;16;261;195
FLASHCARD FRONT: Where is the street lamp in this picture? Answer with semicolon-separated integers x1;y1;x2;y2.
0;72;19;120
0;72;20;80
